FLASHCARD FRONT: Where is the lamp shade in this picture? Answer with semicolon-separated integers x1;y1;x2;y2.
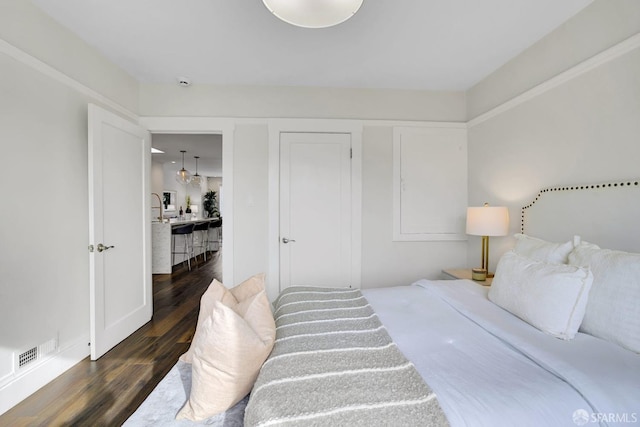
466;205;509;237
262;0;363;28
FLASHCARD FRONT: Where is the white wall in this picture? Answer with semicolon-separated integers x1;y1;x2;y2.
140;84;465;122
162;166;202;219
140;84;468;294
465;0;640;271
207;177;223;197
0;49;128;415
0;50;90;395
0;0;139;415
361;126;468;287
151;161;165;219
232;125;270;287
139;83;469;301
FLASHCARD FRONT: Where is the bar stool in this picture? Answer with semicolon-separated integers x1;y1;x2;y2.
208;218;222;251
192;221;210;262
172;223;195;271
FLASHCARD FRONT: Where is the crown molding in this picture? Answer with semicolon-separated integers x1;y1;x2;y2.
4;30;639;129
0;38;138;121
468;32;640;128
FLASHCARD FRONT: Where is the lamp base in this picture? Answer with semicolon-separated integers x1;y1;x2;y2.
471;268;487;281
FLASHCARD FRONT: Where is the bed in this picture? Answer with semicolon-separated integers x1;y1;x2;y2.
125;180;640;426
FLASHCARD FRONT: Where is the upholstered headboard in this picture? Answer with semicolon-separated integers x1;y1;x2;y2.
521;179;640;253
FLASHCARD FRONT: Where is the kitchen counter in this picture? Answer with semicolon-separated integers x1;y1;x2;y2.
152;218;222;274
167;218;220;227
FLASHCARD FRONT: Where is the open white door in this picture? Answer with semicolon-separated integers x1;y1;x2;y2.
88;104;152;360
280;132;352;289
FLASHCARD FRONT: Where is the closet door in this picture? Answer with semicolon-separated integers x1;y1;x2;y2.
279;132;352;289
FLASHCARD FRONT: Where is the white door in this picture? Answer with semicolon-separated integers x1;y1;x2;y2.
88;104;152;360
280;132;351;289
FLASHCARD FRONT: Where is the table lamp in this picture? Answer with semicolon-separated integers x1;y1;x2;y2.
466;203;509;280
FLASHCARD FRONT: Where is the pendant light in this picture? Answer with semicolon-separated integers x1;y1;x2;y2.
175;150;192;185
262;0;363;29
191;156;203;187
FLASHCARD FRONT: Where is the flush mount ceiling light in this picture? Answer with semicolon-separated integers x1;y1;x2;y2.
176;150;192;185
262;0;363;29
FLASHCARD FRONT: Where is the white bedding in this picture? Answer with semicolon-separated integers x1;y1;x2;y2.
127;279;639;426
363;279;640;427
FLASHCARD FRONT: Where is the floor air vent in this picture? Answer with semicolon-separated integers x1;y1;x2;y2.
16;338;58;371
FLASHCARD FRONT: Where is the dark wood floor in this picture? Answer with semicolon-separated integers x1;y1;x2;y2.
0;251;221;427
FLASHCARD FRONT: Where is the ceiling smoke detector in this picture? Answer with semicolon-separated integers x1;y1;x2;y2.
177;77;191;87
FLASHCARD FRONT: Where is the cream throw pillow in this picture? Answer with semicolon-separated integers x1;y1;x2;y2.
180;273;268;363
230;272;266;302
179;279;237;364
176;289;275;421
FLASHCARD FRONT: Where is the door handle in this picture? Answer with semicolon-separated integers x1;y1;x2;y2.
282;237;296;244
97;243;115;252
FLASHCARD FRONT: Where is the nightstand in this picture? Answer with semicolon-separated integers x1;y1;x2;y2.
442;268;493;286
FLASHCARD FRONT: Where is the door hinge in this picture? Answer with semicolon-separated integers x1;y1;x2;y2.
350;148;353;159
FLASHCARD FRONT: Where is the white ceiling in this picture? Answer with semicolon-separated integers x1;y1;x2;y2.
151;134;222;177
32;0;592;91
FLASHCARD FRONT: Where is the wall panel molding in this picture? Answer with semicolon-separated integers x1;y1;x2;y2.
393;126;468;242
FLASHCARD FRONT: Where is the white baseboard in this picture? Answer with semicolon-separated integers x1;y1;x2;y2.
0;335;90;416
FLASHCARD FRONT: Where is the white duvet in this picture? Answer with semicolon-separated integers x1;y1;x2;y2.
363;280;640;427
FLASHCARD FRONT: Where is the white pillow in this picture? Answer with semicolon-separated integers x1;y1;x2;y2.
569;245;640;353
513;234;574;264
570;236;601;252
489;251;593;339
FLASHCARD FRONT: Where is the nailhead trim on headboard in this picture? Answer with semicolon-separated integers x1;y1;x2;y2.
521;180;640;233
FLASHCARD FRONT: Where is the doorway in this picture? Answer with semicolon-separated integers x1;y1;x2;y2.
150;134;223;274
139;118;234;287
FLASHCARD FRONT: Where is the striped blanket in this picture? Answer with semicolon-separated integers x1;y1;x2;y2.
244;286;449;426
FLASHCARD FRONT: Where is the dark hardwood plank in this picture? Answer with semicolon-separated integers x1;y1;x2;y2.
0;251;221;426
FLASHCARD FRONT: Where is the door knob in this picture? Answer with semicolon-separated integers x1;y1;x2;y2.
97;243;115;252
282;237;296;244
